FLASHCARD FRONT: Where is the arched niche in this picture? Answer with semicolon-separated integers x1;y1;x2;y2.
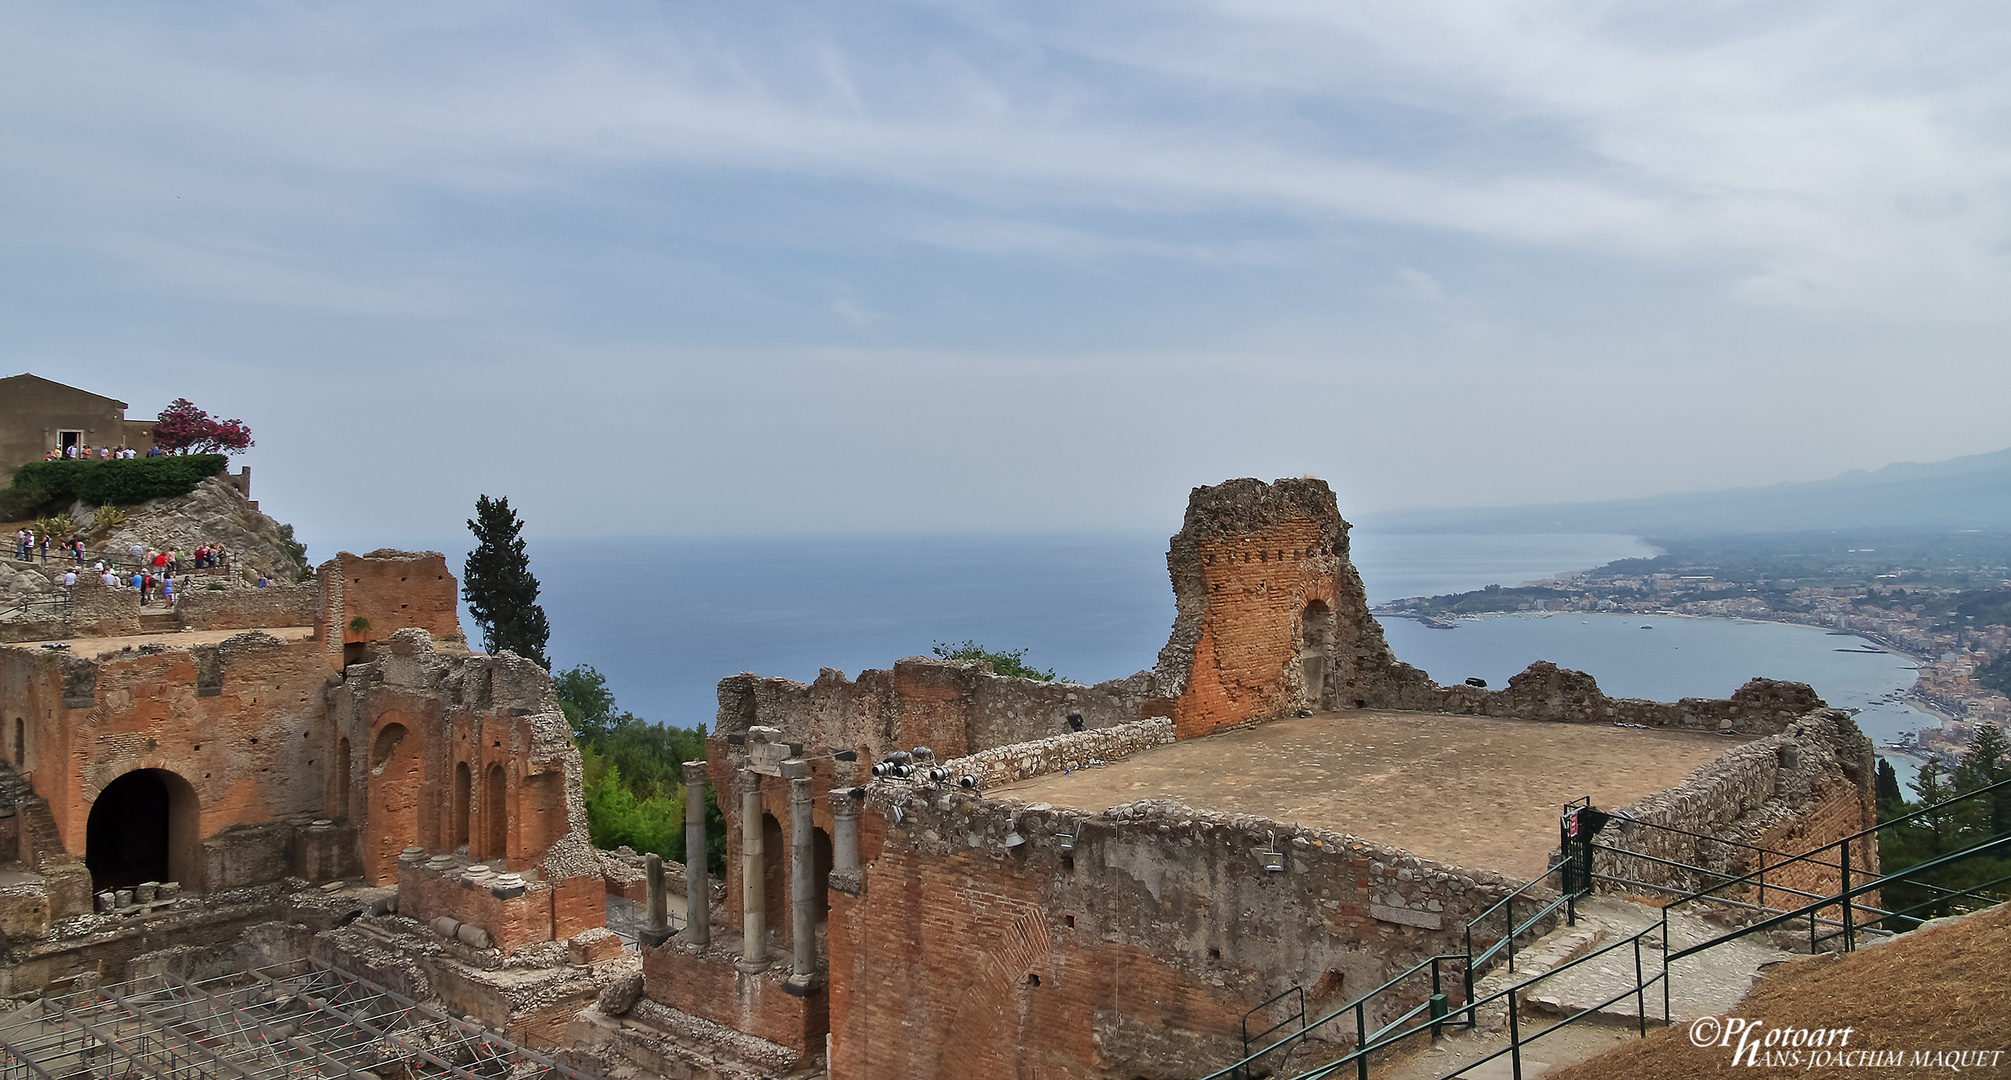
364;719;422;883
1300;599;1334;710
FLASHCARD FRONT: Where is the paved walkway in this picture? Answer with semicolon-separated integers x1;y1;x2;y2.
996;711;1732;879
13;625;316;658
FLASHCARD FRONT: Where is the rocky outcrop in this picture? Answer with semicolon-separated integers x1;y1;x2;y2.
73;476;309;583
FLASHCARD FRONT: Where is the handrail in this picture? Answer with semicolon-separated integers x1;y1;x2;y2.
1193;953;1468;1080
1603;813;1843;868
1667;832;2011;964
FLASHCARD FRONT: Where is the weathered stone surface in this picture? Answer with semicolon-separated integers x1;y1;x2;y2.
83;476;309;584
596;972;644;1015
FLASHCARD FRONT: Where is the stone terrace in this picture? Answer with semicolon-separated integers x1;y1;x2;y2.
995;709;1732;879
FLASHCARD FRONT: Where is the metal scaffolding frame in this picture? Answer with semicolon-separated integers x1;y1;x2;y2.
0;960;591;1080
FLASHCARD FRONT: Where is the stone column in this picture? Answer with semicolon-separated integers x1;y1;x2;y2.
831;787;860;873
790;775;816;980
682;759;710;946
739;770;768;969
641;853;669;947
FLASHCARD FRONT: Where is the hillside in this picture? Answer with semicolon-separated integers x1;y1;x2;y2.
1361;447;2011;536
1;476;311;605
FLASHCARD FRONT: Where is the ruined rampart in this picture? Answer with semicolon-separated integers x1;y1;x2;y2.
1589;709;1878;907
1377;659;1829;737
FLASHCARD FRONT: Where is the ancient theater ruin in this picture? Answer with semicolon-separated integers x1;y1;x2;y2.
0;476;1878;1080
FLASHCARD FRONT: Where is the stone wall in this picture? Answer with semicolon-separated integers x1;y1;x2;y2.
941;717;1176;791
0;583;142;642
174;583;318;631
826;784;1542;1080
714;658;1157;766
1589;710;1878;907
641;943;828;1060
1379;660;1828;737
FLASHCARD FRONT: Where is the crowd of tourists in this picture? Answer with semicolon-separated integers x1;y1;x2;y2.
13;529;246;607
40;444;174;461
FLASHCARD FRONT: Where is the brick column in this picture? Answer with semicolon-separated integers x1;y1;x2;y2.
738;769;769;970
682;758;710;946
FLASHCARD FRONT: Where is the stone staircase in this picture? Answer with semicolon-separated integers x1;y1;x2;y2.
1378;897;1802;1079
0;762;93;919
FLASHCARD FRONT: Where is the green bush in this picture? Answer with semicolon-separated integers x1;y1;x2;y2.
7;455;229;511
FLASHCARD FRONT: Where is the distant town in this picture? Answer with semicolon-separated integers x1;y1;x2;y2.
1372;530;2011;761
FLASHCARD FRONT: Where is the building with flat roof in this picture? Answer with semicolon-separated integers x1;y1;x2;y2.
0;373;157;484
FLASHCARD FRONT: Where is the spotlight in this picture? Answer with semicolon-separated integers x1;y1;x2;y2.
959;775;979;790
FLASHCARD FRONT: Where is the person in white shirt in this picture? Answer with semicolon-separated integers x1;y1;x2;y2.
102;570;119;587
62;570;76;587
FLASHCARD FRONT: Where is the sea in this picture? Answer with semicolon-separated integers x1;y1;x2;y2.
323;530;1937;776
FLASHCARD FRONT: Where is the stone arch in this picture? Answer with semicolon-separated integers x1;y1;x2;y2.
86;768;201;892
364;719;422;883
483;762;507;865
452;761;472;851
1299;599;1334;710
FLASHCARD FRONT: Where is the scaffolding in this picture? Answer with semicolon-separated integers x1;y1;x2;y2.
0;960;591;1080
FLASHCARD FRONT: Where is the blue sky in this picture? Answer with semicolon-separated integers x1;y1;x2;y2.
3;1;2006;543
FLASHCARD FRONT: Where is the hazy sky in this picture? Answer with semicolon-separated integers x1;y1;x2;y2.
4;2;2006;543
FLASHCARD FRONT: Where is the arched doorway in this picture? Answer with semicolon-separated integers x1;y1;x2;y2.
1300;600;1333;710
87;769;200;891
452;761;472;850
483;763;507;864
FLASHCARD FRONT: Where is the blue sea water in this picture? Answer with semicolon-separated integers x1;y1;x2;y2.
324;530;1931;769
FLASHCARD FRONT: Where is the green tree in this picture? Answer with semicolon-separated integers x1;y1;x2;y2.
1875;758;1904;818
1951;725;2011;839
463;494;550;669
932;639;1064;682
554;664;620;743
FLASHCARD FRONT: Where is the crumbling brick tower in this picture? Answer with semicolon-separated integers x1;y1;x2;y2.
1154;477;1428;739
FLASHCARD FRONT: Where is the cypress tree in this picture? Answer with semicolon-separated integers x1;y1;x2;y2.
463;494;551;670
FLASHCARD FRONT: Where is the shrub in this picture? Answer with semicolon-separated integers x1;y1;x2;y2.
7;455;229;510
33;514;77;542
92;504;130;536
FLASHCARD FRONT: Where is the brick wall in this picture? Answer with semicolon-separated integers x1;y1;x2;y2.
641;942;827;1059
827;786;1539;1080
1152;478;1433;741
316;550;463;649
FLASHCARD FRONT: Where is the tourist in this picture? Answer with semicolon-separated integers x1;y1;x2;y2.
128;570;143;595
162;576;174;606
102;568;119;587
38;532;49;561
62;569;75;588
72;539;85;564
128;542;144;562
256;573;270;588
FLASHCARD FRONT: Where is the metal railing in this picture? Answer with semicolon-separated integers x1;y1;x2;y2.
1193;779;2011;1080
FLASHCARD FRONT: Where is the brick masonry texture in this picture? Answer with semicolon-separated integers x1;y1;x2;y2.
827;786;1540;1080
0;550;602;985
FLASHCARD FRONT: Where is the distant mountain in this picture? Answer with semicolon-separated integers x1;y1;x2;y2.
1360;447;2011;537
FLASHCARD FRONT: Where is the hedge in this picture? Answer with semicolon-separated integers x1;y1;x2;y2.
8;454;230;509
